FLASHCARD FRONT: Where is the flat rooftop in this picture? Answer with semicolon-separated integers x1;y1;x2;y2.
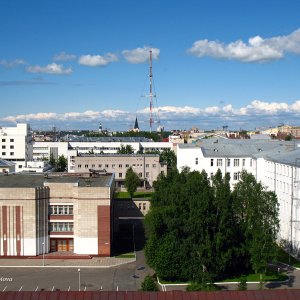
0;173;113;188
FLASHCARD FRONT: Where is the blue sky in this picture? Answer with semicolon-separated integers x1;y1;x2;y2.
1;0;300;131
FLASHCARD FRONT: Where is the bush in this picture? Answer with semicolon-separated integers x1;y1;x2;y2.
238;275;247;290
141;275;159;291
186;283;220;291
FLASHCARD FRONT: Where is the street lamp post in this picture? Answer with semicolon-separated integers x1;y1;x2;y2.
42;242;45;267
78;268;81;291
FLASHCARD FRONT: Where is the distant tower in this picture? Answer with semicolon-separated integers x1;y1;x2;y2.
149;48;154;133
134;117;139;131
99;122;103;132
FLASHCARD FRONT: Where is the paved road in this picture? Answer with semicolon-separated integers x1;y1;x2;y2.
0;249;152;292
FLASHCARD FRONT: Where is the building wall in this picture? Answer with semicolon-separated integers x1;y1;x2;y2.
0;124;32;172
0;186;49;256
73;155;167;187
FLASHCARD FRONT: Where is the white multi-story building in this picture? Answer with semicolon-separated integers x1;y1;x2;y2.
0;124;33;172
177;138;300;255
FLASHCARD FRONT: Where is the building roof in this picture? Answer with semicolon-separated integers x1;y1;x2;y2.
265;147;300;167
178;139;297;158
62;135;152;142
0;173;113;188
77;153;160;158
1;290;300;300
0;159;15;167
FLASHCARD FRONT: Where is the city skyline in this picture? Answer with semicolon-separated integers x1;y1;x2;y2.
1;0;300;131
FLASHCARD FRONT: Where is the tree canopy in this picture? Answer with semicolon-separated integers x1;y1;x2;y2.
144;169;279;283
117;144;134;154
125;167;140;198
159;149;177;169
55;155;68;172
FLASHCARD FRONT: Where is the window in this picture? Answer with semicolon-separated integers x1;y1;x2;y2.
85;164;88;168
227;159;230;167
242;159;246;167
10;152;14;156
10;145;14;149
126;164;129;167
233;172;241;181
19;165;22;169
146;172;149;178
210;172;213;178
105;164;109;168
78;164;81;168
161;170;164;175
98;164;102;168
1;146;5;149
152;164;156;168
112;164;115;169
139;203;142;210
10;139;14;142
143;203;146;210
250;159;252;167
49;205;73;215
50;222;74;232
1;139;5;142
210;159;214;167
119;173;122;178
119;164;122;168
146;164;149;168
91;164;95;168
217;159;222;167
139;172;143;178
234;159;239;167
195;158;198;165
2;152;5;156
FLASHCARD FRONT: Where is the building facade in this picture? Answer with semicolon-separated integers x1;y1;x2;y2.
0;173;114;256
73;154;167;187
0;124;33;172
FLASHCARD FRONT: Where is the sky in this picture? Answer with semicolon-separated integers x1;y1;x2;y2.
1;0;300;131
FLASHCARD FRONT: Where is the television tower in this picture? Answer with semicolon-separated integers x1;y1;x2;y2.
149;48;154;133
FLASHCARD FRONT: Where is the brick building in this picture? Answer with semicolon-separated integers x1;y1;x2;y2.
0;173;114;257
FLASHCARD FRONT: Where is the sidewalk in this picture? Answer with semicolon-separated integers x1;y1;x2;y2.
0;256;136;268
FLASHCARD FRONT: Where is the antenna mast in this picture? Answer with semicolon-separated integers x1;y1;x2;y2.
149;48;153;133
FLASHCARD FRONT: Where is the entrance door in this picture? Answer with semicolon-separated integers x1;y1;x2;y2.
50;240;57;252
50;238;74;252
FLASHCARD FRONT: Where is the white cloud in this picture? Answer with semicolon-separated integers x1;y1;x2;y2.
122;46;160;64
0;59;26;68
53;52;76;61
78;53;118;67
188;28;300;62
2;100;300;129
26;63;72;74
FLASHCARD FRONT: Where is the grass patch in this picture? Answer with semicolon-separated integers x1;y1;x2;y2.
220;272;288;282
276;246;300;268
115;252;135;258
114;191;153;199
159;279;191;284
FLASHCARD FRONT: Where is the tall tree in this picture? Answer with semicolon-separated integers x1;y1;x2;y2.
125;167;140;198
55;155;68;172
233;171;279;275
117;144;134;154
159;149;177;169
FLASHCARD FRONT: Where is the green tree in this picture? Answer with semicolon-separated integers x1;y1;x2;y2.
238;275;247;290
55;155;68;172
233;171;279;276
141;275;159;291
49;153;56;166
117;144;134;154
125;167;140;198
159;149;177;169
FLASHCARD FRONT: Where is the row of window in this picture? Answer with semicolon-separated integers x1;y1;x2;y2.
197;158;252;168
1;152;14;156
1;139;14;143
2;145;14;149
78;163;156;169
49;222;73;232
49;205;73;215
266;161;293;177
210;171;241;181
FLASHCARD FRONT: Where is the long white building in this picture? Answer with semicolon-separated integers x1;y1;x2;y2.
177;138;300;256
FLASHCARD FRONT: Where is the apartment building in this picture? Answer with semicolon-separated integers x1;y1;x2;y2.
0;124;33;172
73;154;167;187
0;172;114;256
